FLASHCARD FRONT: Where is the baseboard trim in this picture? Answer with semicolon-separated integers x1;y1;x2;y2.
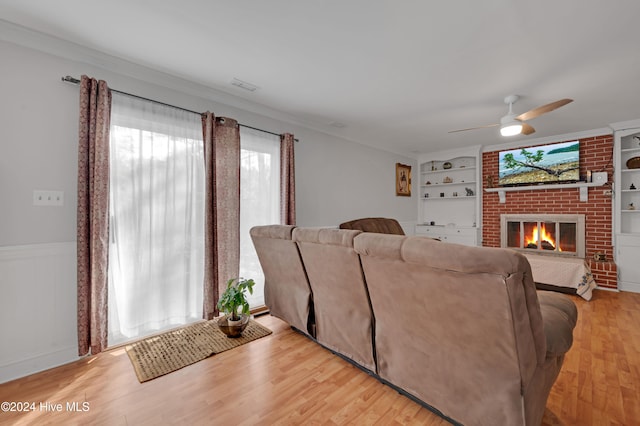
595;286;621;293
617;282;640;293
0;346;79;384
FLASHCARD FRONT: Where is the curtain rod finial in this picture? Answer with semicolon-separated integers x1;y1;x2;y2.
62;76;80;84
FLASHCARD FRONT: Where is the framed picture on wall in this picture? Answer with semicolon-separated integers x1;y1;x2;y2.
396;163;411;196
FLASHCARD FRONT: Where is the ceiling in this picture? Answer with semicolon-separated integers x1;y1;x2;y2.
2;0;640;155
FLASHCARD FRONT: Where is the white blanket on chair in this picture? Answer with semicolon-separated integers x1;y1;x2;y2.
524;253;597;301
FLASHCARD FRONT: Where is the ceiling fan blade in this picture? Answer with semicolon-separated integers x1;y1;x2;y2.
516;98;573;122
448;123;499;133
521;122;535;135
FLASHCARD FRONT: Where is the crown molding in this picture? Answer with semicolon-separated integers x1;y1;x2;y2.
609;119;640;133
0;19;357;143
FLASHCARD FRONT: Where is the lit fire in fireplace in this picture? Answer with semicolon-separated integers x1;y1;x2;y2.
501;214;584;257
525;223;559;251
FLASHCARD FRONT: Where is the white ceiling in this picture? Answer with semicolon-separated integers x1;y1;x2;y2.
2;0;640;154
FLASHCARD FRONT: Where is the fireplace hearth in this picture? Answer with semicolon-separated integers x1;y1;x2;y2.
500;214;585;258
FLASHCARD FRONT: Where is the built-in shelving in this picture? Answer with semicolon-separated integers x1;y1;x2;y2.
421;166;476;174
421;181;476;188
421;196;476;201
417;148;481;240
617;129;640;234
612;120;640;293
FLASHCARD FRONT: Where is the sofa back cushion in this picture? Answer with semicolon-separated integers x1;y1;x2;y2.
293;227;376;371
339;217;405;235
250;225;314;336
353;233;546;425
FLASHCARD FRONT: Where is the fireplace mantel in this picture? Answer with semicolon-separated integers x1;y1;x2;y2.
485;181;606;203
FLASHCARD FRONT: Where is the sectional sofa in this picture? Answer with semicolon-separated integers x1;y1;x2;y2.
250;225;578;426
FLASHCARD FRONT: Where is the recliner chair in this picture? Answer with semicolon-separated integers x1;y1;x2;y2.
338;217;405;235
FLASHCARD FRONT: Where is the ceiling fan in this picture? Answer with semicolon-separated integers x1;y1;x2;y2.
449;95;573;137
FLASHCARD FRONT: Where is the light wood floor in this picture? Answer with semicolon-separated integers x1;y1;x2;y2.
1;290;639;425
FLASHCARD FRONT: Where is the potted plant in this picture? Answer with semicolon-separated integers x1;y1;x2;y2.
217;277;255;337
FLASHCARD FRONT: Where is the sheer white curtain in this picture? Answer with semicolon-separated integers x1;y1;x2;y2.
108;93;205;345
239;127;281;308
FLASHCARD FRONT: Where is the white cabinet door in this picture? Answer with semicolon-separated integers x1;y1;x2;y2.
617;234;640;293
442;234;475;246
415;225;478;246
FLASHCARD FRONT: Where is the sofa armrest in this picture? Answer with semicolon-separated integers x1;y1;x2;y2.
537;291;578;357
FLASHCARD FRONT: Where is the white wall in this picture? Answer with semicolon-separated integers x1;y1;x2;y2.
296;131;417;227
0;34;416;382
0;243;77;383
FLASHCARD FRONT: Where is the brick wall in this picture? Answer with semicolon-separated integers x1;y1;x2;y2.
482;135;617;289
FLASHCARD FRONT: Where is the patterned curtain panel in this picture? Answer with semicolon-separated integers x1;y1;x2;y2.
280;133;296;225
202;113;241;320
77;75;112;356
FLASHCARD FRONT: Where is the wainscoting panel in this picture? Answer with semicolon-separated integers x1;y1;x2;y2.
0;242;79;383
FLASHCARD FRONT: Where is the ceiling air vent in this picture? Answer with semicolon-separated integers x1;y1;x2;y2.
231;78;259;92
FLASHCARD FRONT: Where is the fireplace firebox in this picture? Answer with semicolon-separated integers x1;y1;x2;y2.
500;214;585;258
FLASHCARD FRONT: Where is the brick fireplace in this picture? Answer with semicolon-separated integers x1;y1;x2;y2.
482;135;617;289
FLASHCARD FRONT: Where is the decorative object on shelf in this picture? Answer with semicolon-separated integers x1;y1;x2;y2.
431;161;435;171
425;180;431;185
631;183;637;190
593;252;607;261
430;221;436;225
486;176;494;188
440;192;445;198
443;161;452;169
453;192;458;197
591;171;608;185
629;202;636;210
627;156;640;169
465;187;474;196
443;176;453;183
634;135;640;146
396;163;412;196
217;277;255;337
424;193;429;198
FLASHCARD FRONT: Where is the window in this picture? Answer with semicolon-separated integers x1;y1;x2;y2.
239;127;281;308
107;94;280;344
107;93;205;346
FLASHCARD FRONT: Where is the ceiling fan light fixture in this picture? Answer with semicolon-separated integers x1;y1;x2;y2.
500;111;522;136
500;121;523;136
448;95;570;136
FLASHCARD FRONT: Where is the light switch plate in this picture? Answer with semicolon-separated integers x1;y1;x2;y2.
33;190;64;206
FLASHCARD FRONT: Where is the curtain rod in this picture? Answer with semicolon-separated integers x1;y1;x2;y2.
61;76;298;142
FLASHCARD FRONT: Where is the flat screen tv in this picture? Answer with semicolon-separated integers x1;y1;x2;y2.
498;141;580;186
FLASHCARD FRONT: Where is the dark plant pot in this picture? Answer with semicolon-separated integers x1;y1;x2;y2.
218;314;250;338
